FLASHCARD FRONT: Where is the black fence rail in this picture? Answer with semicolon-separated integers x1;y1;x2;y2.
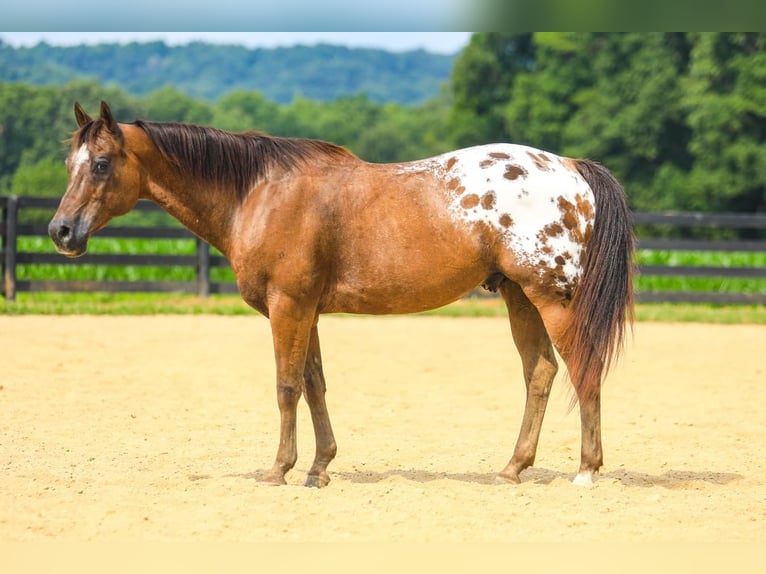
2;195;765;304
633;211;766;304
1;196;237;300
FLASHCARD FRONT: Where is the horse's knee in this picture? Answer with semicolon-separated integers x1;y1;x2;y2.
276;381;302;406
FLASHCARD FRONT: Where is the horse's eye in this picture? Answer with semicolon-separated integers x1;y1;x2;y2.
93;159;110;175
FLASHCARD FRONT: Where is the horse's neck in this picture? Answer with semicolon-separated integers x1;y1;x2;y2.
124;124;236;258
145;172;237;259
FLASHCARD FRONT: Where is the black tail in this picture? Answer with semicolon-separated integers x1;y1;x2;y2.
562;159;635;404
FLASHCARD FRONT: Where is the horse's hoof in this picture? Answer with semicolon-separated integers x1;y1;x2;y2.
495;472;521;485
261;473;287;486
572;472;595;487
304;473;330;488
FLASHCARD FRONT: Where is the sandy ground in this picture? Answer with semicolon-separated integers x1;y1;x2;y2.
1;314;765;542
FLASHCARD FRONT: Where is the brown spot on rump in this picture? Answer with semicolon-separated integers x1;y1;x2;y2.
558;196;579;232
504;164;527;180
489;152;511;159
527;151;550;171
455;185;466;195
480;192;496;210
480;159;494;168
561;157;581;173
499;213;514;228
537;254;576;305
543;222;564;236
575;193;595;221
460;194;480;209
447;177;461;190
446;156;459;171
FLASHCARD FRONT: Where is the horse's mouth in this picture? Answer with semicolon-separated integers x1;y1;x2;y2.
54;244;88;258
48;217;90;258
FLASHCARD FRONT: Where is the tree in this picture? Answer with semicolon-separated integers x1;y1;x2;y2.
141;86;214;124
561;33;692;210
449;33;535;146
213;90;282;132
9;154;68;197
682;33;766;212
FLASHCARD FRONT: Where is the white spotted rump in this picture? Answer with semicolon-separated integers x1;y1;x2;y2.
429;144;594;293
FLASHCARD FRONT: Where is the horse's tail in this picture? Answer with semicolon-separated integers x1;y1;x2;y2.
562;159;635;405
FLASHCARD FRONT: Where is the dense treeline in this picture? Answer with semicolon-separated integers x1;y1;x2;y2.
1;33;765;215
0;40;455;105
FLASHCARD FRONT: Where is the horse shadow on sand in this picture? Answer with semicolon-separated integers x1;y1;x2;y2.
218;467;742;489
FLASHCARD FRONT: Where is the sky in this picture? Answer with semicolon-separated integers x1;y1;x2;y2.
0;32;472;54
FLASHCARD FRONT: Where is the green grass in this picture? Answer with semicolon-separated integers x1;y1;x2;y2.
635;250;766;294
3;239;764;323
0;292;255;315
2;292;765;324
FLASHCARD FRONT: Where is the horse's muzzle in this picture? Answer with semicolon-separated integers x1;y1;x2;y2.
48;216;89;257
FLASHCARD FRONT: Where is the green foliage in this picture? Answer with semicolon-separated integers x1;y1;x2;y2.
0;40;455;106
682;33;766;213
141;86;214;124
10;154;68;197
449;33;535;146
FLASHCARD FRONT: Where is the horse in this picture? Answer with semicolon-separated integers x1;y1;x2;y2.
49;101;634;488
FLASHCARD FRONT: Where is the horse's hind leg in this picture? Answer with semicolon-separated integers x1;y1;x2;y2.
496;280;559;484
572;380;602;486
302;323;338;488
527;300;603;486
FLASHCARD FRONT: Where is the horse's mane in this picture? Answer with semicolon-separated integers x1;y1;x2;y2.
128;121;353;200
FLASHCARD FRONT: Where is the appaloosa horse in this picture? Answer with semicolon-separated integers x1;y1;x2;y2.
50;101;634;487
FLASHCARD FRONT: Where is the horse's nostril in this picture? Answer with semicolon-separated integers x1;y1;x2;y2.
59;225;71;240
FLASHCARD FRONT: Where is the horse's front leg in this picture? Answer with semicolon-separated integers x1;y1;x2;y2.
263;294;315;485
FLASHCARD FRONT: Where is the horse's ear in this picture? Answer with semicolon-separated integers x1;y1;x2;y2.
74;102;92;127
99;101;121;135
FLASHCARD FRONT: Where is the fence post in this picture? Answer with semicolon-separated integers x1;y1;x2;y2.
2;195;19;301
195;237;211;297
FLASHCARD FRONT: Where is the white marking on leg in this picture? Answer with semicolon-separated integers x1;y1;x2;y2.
572;471;594;487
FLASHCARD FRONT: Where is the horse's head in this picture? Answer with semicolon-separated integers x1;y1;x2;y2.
49;101;142;257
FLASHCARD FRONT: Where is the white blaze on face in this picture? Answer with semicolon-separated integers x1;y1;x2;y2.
431;144;595;292
71;144;90;179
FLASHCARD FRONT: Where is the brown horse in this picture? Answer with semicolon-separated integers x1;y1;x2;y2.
49;101;634;488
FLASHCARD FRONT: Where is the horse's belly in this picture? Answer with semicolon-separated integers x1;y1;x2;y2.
324;260;487;315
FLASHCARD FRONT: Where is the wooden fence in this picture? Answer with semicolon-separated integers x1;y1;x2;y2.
1;196;237;301
2;195;765;304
